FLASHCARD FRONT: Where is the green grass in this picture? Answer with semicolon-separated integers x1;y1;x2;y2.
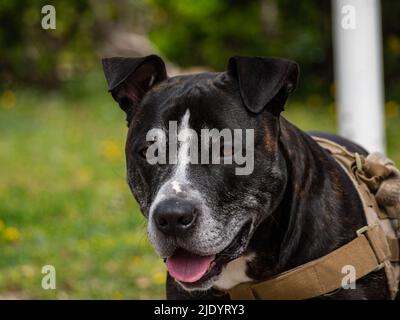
0;73;165;299
0;72;399;299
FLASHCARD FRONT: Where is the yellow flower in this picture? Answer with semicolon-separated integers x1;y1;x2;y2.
385;101;399;119
20;265;35;277
328;103;336;115
388;35;400;56
101;139;122;161
135;276;150;289
111;291;124;300
129;256;144;268
0;90;16;109
75;167;93;187
306;94;322;108
152;271;166;285
3;227;20;242
329;83;336;98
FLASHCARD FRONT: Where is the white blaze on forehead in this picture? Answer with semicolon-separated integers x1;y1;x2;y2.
171;180;182;193
175;109;191;180
149;109;192;214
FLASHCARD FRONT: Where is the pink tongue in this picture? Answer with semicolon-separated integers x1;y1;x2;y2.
166;249;215;283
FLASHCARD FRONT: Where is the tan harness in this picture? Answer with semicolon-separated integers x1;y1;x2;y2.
228;137;400;300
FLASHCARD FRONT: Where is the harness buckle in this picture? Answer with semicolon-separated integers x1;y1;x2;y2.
355;152;363;172
356;226;369;236
374;262;385;271
356;226;387;272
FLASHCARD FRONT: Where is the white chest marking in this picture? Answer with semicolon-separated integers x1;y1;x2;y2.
213;254;254;291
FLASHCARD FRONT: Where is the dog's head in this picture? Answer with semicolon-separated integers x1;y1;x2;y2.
102;55;299;291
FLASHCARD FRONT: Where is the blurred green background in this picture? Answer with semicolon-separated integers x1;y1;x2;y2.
0;0;399;299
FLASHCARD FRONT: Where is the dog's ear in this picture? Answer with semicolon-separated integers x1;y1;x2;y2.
227;56;299;115
102;54;167;123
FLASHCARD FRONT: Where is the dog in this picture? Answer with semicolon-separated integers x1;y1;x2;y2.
102;55;393;299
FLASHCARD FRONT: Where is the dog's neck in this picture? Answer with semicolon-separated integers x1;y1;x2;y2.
245;117;366;281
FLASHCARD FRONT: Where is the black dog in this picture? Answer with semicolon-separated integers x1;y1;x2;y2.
102;55;390;299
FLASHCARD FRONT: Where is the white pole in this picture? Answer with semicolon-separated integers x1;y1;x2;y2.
332;0;385;153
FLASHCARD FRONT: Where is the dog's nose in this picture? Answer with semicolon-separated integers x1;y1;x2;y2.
153;198;198;236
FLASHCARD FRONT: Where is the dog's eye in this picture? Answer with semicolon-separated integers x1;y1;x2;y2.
139;142;159;160
139;142;152;159
139;146;149;159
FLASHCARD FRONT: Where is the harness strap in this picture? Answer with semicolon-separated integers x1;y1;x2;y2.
228;136;399;300
311;137;385;218
228;225;387;300
388;238;400;262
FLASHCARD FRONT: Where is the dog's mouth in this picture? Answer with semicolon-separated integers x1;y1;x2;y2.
165;220;252;287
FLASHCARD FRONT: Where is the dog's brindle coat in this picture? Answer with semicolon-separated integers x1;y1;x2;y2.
103;55;393;300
